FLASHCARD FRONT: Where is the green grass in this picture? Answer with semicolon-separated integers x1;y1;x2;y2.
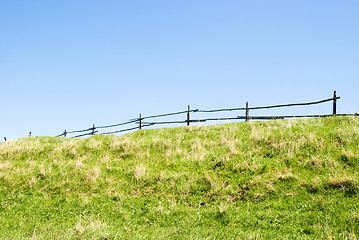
1;116;359;239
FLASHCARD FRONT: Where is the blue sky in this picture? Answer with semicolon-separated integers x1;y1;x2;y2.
1;1;358;140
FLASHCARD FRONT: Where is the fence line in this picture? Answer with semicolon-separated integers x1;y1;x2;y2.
96;119;138;129
101;126;142;135
53;91;357;138
134;109;199;120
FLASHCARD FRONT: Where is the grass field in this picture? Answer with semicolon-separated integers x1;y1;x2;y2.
1;116;359;239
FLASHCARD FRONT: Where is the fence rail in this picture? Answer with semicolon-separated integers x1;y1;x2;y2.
52;91;358;139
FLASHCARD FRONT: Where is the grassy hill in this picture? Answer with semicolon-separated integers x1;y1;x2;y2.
1;116;359;239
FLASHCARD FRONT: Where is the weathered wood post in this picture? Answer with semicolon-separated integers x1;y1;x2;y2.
4;137;7;142
333;91;337;115
64;130;67;137
245;102;249;122
91;124;95;136
139;114;142;130
187;105;190;126
29;131;32;137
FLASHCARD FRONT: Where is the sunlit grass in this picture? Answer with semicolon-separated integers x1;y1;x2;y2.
0;116;359;239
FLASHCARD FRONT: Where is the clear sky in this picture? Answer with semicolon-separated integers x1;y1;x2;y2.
1;1;358;140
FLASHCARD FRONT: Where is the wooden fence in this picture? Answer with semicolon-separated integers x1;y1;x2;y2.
52;91;359;138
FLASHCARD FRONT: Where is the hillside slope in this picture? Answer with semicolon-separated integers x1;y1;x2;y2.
1;117;359;239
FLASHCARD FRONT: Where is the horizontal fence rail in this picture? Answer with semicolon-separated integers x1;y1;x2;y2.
51;91;358;139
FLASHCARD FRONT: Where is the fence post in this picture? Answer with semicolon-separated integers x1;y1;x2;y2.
187;105;191;126
29;131;32;137
91;124;95;136
139;114;142;130
4;137;6;142
333;91;337;115
245;102;249;122
64;130;67;137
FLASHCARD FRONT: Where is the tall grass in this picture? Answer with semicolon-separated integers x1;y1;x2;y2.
0;116;358;239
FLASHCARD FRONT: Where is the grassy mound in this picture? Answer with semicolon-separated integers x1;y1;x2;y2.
1;116;359;239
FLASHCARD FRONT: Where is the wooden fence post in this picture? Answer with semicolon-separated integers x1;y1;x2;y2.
333;91;337;115
4;137;7;142
139;114;142;130
64;130;67;137
245;102;249;122
91;124;95;136
29;131;32;137
187;105;190;126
